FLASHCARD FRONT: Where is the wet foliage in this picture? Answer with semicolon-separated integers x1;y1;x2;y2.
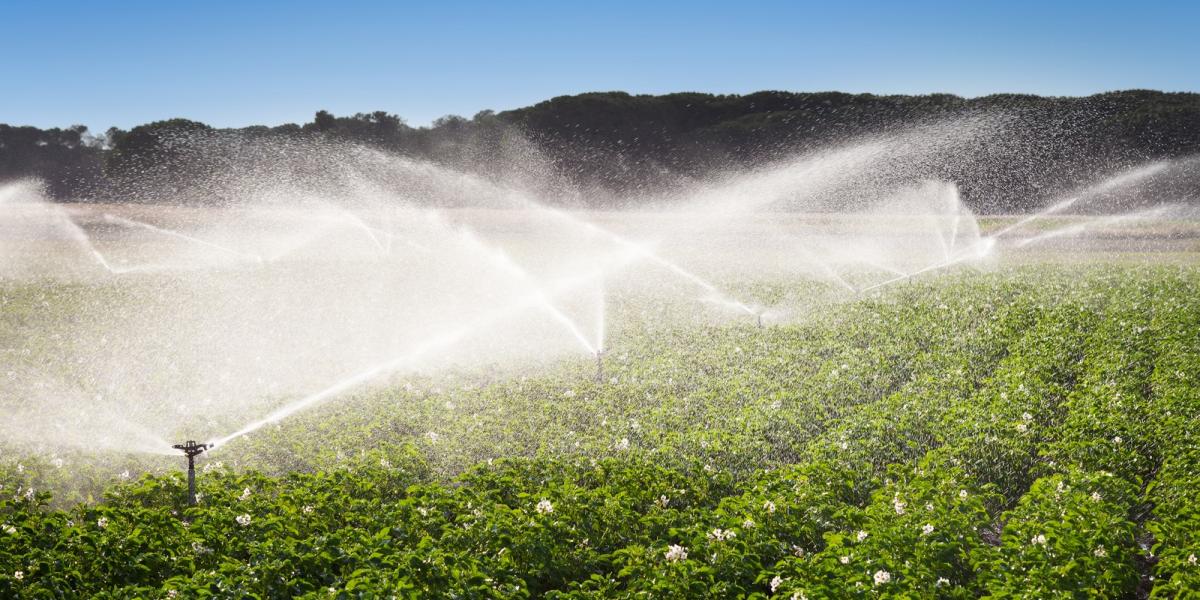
2;265;1200;597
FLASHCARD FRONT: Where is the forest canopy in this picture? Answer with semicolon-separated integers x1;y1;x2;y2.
2;90;1199;213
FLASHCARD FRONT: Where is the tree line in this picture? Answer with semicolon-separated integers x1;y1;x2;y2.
2;90;1198;212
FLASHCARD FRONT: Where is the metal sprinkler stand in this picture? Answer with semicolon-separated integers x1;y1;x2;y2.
595;350;605;384
172;440;208;506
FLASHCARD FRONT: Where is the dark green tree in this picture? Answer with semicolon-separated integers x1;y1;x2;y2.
104;119;212;179
313;110;336;133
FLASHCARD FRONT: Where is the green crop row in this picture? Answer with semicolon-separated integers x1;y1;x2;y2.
1144;274;1200;597
0;266;1198;598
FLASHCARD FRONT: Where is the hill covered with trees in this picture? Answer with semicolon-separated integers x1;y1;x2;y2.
2;90;1198;212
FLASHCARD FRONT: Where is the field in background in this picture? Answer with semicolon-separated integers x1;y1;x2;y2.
23;203;1200;268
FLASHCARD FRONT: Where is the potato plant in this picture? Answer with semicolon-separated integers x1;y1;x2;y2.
1;266;1199;598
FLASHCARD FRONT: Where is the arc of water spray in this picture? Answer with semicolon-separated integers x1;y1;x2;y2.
344;220;433;254
870;163;1176;292
990;161;1171;240
340;147;757;319
857;238;996;294
649;247;757;316
208;323;473;449
356;202;601;354
22;203;120;274
257;214;346;262
786;234;858;292
457;228;600;355
1014;205;1174;248
345;147;757;319
861;260;908;277
558;216;759;316
933;216;952;262
86;246;117;273
857;196;1170;296
104;214;265;265
48;206;176;275
989;196;1082;239
945;208;962;261
293;203;599;353
331;209;389;256
206;247;643;451
482;189;759;318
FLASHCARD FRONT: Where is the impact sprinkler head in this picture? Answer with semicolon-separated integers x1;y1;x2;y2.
173;440;209;506
173;440;208;458
595;349;605;384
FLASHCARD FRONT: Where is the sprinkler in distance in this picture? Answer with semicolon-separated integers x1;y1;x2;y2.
172;440;209;506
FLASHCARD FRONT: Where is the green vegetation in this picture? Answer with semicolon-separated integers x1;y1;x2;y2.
2;265;1199;597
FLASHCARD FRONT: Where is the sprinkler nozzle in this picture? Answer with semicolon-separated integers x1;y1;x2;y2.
172;440;208;457
173;441;209;506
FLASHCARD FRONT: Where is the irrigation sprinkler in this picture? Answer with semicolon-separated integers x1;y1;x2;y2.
595;350;605;384
172;441;209;506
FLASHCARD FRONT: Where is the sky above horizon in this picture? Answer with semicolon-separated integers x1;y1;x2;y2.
2;0;1198;132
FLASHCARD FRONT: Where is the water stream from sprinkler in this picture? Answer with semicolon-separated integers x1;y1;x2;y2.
624;242;758;317
498;196;759;319
337;203;603;356
1014;206;1174;248
946;211;962;259
787;234;858;292
350;221;433;253
205;252;640;451
336;147;760;321
990;161;1172;240
989;196;1082;239
104;214;265;265
331;209;389;256
857;259;908;278
857;238;996;294
456;228;600;355
37;204;120;274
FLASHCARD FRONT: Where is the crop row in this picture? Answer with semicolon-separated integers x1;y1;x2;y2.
1144;273;1200;597
0;266;1198;598
764;279;1104;597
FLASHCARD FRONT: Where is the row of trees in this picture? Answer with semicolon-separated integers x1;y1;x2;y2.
2;90;1198;211
0;124;106;199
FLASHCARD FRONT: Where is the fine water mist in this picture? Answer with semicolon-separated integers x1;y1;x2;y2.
1;117;1194;460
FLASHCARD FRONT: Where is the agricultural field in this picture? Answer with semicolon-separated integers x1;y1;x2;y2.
6;0;1200;597
3;259;1200;598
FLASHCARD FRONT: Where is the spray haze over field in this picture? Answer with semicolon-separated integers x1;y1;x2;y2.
7;0;1200;590
0;112;1197;462
4;101;1200;599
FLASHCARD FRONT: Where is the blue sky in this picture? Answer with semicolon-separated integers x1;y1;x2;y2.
2;0;1197;131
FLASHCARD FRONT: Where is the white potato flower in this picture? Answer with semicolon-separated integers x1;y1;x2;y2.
665;544;688;562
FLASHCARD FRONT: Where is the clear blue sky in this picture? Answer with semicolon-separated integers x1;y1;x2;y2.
2;0;1197;132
